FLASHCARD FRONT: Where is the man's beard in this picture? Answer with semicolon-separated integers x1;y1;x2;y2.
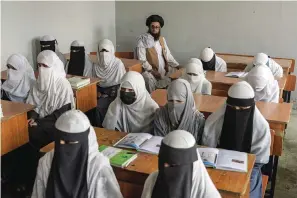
148;29;161;41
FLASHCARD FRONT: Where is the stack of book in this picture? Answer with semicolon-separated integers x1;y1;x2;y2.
68;76;90;89
99;145;138;168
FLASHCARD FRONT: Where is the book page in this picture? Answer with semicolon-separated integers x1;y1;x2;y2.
216;149;248;172
139;136;163;154
225;72;247;78
100;146;122;158
198;148;219;168
114;133;153;149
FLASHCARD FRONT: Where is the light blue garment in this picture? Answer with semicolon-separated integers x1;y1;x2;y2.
250;163;263;198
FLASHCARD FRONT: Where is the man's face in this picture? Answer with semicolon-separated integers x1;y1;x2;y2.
149;22;161;40
150;22;161;34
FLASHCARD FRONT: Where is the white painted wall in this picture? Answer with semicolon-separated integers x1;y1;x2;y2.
115;1;297;108
1;1;116;70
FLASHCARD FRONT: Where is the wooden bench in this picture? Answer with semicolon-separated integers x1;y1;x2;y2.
283;74;296;102
216;53;294;74
115;51;134;59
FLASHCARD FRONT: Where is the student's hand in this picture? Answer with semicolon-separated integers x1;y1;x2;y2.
151;70;162;80
28;119;37;127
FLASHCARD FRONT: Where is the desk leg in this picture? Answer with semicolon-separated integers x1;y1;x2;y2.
270;156;279;198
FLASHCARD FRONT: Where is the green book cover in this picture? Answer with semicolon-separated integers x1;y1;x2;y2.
99;145;137;168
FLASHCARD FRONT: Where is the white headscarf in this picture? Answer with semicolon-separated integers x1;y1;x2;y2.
103;71;159;133
93;39;126;88
253;53;283;78
40;35;67;66
141;130;221;198
65;40;93;77
181;59;211;94
202;81;271;164
200;48;215;62
31;110;123;198
2;54;35;102
26;50;74;118
245;65;279;103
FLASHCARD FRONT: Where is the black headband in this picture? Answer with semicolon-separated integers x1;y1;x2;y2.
70;46;85;51
40;40;56;45
226;96;255;107
55;128;90;142
159;142;198;166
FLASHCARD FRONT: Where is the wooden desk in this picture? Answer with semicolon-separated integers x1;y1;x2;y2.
170;70;287;98
1;100;34;155
41;128;255;198
64;53;142;73
1;71;100;113
151;89;292;156
217;53;294;74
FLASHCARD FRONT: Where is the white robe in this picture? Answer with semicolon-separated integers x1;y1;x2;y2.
135;33;179;92
244;58;283;78
27;51;75;118
202;104;271;164
215;56;227;72
245;65;279;103
103;71;159;133
31;127;123;198
141;150;221;198
2;54;36;102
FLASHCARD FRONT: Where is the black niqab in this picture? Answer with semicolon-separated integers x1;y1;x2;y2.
201;54;216;71
45;128;89;198
219;96;255;153
40;40;56;52
152;142;198;198
68;46;86;76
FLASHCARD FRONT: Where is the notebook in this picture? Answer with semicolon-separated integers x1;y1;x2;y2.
225;72;248;78
99;145;138;168
198;148;248;172
68;76;90;89
113;133;163;155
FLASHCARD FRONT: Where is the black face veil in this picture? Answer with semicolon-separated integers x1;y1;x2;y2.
45;128;89;198
68;46;85;76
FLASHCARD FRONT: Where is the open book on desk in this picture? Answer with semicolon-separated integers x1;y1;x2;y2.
113;133;163;155
198;148;248;173
225;72;248;78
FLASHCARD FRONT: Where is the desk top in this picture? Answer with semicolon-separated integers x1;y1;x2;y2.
1;70;100;90
170;70;287;90
41;127;255;196
217;53;292;69
151;89;292;124
1;100;34;121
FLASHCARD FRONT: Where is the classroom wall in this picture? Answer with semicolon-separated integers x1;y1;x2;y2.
115;1;297;108
1;1;116;70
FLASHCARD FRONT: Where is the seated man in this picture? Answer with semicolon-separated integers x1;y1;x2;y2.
135;14;179;93
31;110;123;198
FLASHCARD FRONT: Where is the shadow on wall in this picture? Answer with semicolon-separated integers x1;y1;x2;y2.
31;37;41;71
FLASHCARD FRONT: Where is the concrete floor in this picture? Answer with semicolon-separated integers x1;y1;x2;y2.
274;110;297;198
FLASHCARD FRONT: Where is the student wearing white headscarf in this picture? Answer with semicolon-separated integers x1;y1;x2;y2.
245;65;279;103
202;81;271;198
103;71;158;133
244;53;283;78
31;110;123;198
93;39;126;127
65;40;93;77
135;15;180;93
40;35;67;66
181;58;212;95
142;130;221;198
153;79;205;143
200;47;227;72
1;54;35;102
26;50;75;149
